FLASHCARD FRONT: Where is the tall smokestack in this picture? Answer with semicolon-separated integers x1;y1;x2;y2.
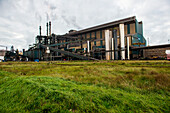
39;26;41;36
49;21;51;36
23;49;25;56
46;23;48;37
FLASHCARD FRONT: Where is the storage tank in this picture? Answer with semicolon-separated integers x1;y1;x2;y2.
165;50;170;60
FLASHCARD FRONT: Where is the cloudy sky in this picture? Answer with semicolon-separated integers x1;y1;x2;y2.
0;0;170;50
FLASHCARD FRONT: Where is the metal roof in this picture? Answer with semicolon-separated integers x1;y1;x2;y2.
67;16;136;36
131;44;170;50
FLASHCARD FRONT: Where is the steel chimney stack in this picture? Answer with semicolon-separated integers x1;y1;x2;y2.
46;22;48;37
49;21;51;37
39;26;41;36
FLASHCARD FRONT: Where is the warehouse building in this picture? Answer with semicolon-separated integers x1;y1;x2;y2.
66;16;146;60
132;44;170;59
24;16;147;61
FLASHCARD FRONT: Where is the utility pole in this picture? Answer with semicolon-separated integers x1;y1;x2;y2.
147;37;149;46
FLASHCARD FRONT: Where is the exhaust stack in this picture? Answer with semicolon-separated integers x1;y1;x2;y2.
46;22;48;37
49;21;51;36
39;26;41;36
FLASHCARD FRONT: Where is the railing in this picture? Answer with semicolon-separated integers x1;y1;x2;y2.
40;44;98;60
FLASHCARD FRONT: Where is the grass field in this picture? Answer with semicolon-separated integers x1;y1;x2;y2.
0;60;170;112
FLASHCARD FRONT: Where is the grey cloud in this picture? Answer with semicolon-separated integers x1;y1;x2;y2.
46;12;50;21
61;15;81;29
0;0;170;50
50;5;57;10
35;12;42;24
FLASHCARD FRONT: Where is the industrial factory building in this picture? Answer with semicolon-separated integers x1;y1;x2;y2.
24;16;147;61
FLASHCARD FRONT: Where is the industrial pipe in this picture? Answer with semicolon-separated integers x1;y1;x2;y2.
46;23;48;37
49;21;51;36
39;26;41;36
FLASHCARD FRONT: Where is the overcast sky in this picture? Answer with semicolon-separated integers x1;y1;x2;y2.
0;0;170;50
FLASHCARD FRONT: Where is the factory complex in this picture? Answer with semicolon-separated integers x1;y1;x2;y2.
2;16;170;61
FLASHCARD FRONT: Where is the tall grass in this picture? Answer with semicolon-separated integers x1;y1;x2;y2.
0;61;170;112
0;76;169;112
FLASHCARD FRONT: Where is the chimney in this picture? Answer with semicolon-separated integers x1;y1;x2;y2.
49;21;51;36
39;26;41;36
46;22;48;37
23;49;25;56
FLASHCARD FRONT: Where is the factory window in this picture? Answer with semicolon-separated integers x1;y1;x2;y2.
85;33;87;39
94;31;96;46
100;30;103;46
127;24;130;34
81;34;83;40
89;32;91;50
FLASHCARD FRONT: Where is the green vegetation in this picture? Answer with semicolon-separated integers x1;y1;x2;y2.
0;61;170;112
